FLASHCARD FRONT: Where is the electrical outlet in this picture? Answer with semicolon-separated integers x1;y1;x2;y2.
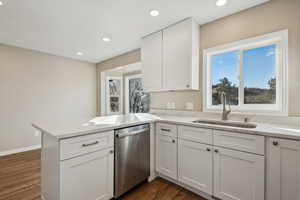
186;102;194;110
171;102;176;109
34;130;41;137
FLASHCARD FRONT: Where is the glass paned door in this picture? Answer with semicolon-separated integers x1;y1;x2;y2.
125;75;150;113
106;77;123;115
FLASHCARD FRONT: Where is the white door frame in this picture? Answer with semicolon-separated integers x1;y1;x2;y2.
100;62;141;116
100;71;106;116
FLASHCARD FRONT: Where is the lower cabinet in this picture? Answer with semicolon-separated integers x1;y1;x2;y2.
155;124;300;200
60;148;114;200
156;134;178;180
213;147;265;200
267;138;300;200
178;139;213;194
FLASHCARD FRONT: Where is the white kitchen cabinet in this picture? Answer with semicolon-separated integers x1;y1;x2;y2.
213;147;265;200
60;148;114;200
156;134;178;180
141;18;199;92
141;31;163;91
178;139;213;194
163;18;199;90
267;138;300;200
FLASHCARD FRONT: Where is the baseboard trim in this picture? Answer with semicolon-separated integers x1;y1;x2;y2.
0;145;41;157
148;175;158;182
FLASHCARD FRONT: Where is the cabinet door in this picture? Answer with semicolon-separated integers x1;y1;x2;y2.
267;138;300;200
163;18;199;90
60;148;114;200
156;134;177;180
141;31;163;91
178;139;212;194
213;147;264;200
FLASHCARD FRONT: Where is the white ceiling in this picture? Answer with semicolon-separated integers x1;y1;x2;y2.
0;0;269;63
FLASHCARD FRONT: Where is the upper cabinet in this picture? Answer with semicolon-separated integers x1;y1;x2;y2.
141;31;163;91
163;18;199;90
142;18;199;91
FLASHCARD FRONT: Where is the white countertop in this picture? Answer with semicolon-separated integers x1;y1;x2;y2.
32;113;159;139
32;113;300;140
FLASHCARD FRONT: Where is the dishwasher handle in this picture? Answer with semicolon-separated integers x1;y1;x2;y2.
116;128;149;138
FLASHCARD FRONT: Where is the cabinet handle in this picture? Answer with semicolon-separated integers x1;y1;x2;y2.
206;148;211;152
161;128;171;132
82;141;99;147
172;140;176;143
214;149;219;153
273;141;279;146
109;150;114;154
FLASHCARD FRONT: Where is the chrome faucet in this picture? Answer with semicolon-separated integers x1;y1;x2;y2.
221;92;231;120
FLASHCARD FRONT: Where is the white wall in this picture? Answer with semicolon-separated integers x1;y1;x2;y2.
0;44;97;153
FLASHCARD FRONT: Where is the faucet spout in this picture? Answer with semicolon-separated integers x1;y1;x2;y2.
221;92;231;120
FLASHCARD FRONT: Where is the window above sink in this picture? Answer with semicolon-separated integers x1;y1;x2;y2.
203;30;288;116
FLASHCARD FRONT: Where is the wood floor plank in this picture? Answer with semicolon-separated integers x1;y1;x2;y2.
0;150;207;200
0;150;41;200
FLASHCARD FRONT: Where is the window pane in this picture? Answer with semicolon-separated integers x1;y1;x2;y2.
109;79;121;96
108;79;121;113
128;77;150;113
244;45;276;104
110;97;120;112
211;51;239;105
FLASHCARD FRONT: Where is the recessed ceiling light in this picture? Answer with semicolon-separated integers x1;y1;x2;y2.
216;0;227;6
77;52;83;56
150;10;160;17
102;37;111;42
0;1;3;6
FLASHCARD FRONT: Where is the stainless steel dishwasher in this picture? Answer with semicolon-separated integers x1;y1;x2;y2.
114;124;150;198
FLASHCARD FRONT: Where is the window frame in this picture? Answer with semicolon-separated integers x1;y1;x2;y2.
203;30;288;115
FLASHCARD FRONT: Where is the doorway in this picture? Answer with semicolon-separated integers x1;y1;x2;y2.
100;62;150;116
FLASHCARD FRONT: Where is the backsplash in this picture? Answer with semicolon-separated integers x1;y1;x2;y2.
150;91;202;111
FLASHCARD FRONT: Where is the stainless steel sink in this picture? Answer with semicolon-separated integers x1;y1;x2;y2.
192;119;257;129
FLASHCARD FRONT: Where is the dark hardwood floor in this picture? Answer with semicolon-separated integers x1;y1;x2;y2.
0;150;207;200
122;178;207;200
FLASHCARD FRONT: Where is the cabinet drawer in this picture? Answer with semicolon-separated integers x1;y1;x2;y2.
60;131;114;160
214;130;265;155
156;123;177;137
178;126;212;145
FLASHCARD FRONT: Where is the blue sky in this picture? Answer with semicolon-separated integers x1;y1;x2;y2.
212;45;276;89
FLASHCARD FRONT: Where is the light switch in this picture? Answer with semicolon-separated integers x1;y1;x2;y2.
171;102;176;109
166;102;172;109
